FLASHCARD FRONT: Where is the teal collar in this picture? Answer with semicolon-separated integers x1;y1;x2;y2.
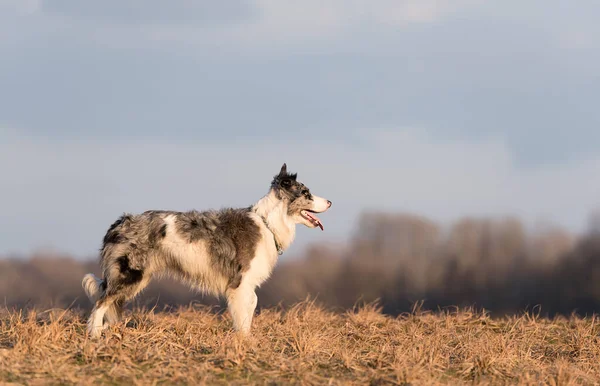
251;208;283;255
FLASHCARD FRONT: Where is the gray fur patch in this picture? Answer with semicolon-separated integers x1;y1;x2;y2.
207;208;262;289
98;207;261;298
174;210;219;242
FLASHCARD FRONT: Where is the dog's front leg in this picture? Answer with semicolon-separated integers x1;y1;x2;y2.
226;286;258;335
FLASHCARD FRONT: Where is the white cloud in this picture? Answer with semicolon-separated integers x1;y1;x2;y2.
252;0;481;26
0;0;481;49
0;0;41;14
1;127;598;257
559;29;596;50
165;0;482;46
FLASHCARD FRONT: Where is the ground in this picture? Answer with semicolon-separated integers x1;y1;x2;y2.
1;301;599;385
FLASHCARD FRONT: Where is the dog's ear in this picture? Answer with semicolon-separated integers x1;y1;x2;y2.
275;163;297;185
279;163;287;176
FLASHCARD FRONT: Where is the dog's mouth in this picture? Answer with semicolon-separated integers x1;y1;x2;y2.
301;210;324;230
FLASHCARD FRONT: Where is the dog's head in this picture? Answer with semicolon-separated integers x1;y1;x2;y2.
271;163;331;230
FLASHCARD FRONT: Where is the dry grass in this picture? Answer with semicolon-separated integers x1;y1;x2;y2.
1;301;600;385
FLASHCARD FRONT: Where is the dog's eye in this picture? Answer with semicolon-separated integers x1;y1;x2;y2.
302;189;310;196
281;180;291;188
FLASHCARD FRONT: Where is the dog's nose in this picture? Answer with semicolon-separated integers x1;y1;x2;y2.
327;200;332;207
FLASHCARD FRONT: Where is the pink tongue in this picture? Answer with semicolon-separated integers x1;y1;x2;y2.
307;212;324;231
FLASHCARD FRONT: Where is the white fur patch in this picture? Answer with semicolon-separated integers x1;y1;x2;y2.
160;215;229;296
311;194;331;212
245;213;281;288
253;190;297;251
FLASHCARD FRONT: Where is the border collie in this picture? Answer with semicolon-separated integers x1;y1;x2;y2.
82;164;331;338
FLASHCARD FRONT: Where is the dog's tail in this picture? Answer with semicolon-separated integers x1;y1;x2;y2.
82;273;104;304
82;273;122;325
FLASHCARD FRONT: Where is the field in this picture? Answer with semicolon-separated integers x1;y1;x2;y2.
1;301;600;385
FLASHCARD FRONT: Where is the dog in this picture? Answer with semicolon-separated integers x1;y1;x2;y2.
82;163;331;338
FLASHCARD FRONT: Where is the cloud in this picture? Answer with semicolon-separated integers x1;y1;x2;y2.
0;0;41;14
558;29;597;50
0;0;481;48
231;0;481;44
1;127;598;257
40;0;255;25
1;1;599;167
0;1;599;257
177;0;481;47
254;0;480;27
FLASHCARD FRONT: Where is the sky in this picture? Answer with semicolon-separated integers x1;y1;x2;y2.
0;0;599;258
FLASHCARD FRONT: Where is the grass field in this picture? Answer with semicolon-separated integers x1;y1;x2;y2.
1;301;599;385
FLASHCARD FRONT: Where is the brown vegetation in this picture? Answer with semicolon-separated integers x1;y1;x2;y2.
1;302;600;385
2;211;600;384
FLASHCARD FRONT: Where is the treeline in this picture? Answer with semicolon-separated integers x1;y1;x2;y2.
2;211;600;316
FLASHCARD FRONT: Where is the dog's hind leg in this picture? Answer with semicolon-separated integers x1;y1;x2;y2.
87;296;113;338
103;298;124;326
86;254;152;338
83;273;126;329
83;273;112;336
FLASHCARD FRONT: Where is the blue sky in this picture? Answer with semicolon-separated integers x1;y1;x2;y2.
1;0;599;257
